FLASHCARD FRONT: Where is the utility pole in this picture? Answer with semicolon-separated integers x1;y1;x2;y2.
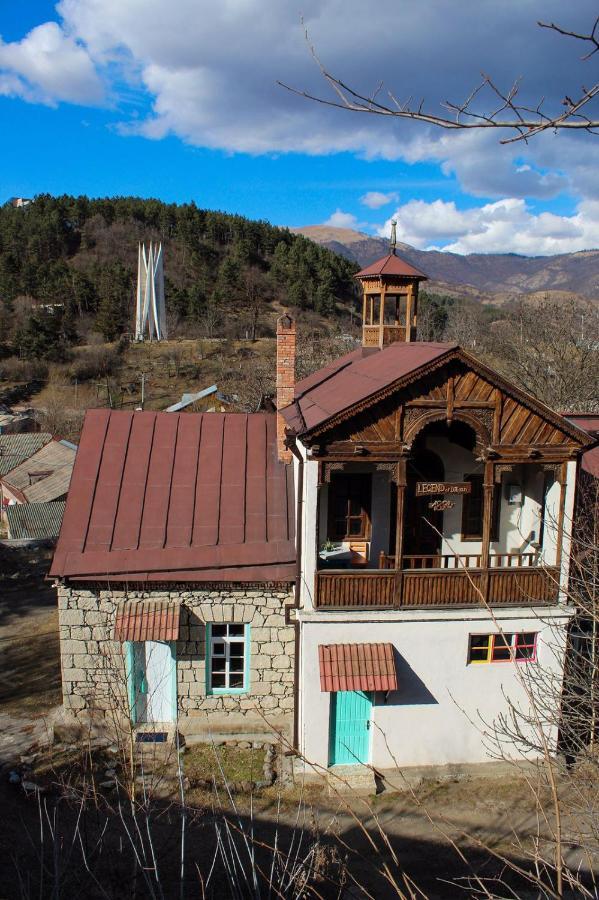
141;372;146;410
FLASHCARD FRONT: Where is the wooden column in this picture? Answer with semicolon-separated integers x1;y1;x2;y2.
394;457;407;607
480;460;495;604
554;461;568;573
405;287;413;342
379;289;386;348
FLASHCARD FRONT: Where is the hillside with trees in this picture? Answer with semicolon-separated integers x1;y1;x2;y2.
0;195;359;358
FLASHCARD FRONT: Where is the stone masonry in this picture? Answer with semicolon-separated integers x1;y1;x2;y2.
57;583;296;739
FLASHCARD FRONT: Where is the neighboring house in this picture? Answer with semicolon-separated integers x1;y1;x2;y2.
50;247;594;774
6;501;66;541
0;438;76;508
50;412;296;740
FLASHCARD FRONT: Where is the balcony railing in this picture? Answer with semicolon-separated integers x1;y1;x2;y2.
315;563;560;609
379;552;540;570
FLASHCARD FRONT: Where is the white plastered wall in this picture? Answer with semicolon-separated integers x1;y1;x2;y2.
299;607;571;770
419;436;550;561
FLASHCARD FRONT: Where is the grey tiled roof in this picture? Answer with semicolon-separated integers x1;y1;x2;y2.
6;501;66;540
0;433;51;476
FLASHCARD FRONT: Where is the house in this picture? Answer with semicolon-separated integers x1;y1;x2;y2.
0;436;76;509
50;243;594;773
49;411;296;740
280;248;594;772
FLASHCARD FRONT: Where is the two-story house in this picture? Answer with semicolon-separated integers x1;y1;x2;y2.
51;242;593;774
280;247;593;772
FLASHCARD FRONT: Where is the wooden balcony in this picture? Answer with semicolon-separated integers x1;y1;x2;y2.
314;563;560;610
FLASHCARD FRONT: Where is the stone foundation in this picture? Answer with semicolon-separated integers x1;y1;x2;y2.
57;583;296;740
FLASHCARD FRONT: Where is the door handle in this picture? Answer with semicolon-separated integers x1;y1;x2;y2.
366;720;371;730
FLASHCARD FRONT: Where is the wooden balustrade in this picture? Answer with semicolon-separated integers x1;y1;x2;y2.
377;552;539;570
315;564;559;609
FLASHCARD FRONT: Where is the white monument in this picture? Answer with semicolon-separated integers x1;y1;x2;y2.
135;242;167;341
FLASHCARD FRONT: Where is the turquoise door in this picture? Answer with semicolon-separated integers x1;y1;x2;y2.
329;691;372;765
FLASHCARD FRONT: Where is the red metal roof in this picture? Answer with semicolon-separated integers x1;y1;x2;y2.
114;599;180;641
355;253;427;280
282;342;457;435
566;415;599;477
50;410;295;582
319;643;398;692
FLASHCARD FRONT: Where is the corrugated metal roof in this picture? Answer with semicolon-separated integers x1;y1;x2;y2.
282;342;457;435
6;501;65;540
114;599;180;641
319;643;398;692
50;410;295;583
3;439;76;492
24;465;73;503
0;433;51;476
355;253;427;280
165;385;218;412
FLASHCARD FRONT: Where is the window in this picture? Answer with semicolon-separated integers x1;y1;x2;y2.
328;474;372;541
468;632;537;664
207;624;249;692
461;474;500;541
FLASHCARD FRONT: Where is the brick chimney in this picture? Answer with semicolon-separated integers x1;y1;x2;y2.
276;313;296;463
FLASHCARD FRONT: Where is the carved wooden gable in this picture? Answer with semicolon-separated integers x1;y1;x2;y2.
309;356;588;460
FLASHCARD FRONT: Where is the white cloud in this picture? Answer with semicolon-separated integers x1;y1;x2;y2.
378;198;599;255
0;22;103;105
322;209;360;229
1;0;599;253
360;191;398;209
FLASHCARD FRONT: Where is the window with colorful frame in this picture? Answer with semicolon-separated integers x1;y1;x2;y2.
468;632;537;664
206;623;250;693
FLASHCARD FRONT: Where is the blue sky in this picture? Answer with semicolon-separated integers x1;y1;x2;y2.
1;1;598;254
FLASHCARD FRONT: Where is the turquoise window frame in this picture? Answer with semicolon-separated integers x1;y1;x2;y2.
206;623;250;695
125;641;137;724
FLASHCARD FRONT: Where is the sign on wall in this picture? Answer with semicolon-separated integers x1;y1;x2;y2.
416;481;472;496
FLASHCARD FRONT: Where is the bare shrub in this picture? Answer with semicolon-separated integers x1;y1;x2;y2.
68;346;122;383
0;356;48;383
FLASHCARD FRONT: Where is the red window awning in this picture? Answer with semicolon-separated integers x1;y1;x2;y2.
318;643;398;693
114;600;180;642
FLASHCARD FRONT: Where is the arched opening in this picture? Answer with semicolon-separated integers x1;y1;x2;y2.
403;419;483;565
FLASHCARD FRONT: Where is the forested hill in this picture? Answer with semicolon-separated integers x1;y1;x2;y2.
0;195;358;358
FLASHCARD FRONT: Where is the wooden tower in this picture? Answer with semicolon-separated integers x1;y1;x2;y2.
355;222;427;348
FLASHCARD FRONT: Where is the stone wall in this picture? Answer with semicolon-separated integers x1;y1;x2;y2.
57;583;296;739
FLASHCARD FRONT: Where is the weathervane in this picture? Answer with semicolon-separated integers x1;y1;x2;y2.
390;220;397;255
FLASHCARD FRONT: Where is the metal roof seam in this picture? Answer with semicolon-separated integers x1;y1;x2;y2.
215;414;225;546
163;413;181;549
81;411;111;553
189;412;203;548
108;412;134;552
136;413;158;551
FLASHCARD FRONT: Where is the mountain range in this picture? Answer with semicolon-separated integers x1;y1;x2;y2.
292;226;599;303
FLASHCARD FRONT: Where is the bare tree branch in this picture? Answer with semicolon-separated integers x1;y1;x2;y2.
280;15;599;143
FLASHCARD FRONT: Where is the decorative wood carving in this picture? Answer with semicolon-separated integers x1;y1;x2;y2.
375;462;401;483
495;464;513;483
323;462;345;483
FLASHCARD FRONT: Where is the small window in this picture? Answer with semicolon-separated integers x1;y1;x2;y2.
328;474;372;541
468;632;537;664
208;623;249;692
